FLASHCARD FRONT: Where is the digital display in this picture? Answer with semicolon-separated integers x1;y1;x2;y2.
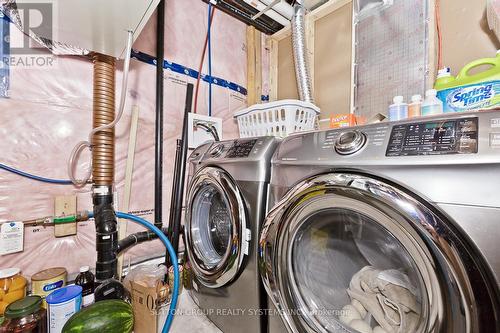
386;118;478;156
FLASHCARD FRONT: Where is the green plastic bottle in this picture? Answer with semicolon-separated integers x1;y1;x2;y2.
434;51;500;112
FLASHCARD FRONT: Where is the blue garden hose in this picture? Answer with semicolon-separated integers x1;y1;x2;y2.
0;163;73;184
88;211;179;333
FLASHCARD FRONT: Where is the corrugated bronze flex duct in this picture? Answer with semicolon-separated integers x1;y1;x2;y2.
92;53;115;186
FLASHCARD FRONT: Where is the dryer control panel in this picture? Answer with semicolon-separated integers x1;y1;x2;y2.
386;117;478;156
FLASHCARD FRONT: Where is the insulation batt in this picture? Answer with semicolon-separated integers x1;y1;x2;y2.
0;0;267;281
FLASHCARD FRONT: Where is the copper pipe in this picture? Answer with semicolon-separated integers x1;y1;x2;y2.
92;53;115;186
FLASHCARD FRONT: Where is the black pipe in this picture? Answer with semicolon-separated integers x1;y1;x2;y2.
165;140;181;266
154;0;165;229
117;227;169;254
168;140;182;227
195;123;220;141
167;139;182;237
166;83;194;267
94;193;118;280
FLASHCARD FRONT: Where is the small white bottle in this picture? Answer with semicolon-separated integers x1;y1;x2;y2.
408;94;422;118
421;89;443;116
388;96;408;121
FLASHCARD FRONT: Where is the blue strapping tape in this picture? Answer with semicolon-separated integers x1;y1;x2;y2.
131;50;247;96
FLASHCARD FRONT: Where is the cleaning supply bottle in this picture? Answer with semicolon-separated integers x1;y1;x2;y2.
75;266;95;307
422;89;443;116
435;67;455;87
435;51;500;112
408;94;422;118
388;96;408;121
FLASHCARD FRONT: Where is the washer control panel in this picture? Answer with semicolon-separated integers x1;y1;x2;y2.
386;117;478;156
335;130;367;155
208;143;225;157
225;139;258;158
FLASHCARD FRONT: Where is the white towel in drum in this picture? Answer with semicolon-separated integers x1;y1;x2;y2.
345;266;420;333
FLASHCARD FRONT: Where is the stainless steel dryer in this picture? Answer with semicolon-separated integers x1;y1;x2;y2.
260;110;500;333
185;136;279;333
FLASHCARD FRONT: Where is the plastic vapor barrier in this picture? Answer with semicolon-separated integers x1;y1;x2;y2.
0;0;249;282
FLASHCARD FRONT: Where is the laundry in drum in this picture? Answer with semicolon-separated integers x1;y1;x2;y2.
310;228;329;250
338;266;421;333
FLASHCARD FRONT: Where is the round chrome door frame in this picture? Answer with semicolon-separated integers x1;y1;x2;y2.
259;172;498;333
186;167;248;288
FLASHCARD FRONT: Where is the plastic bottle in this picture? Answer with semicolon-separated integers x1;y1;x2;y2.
435;67;455;87
408;94;422;118
421;89;443;116
75;266;95;307
388;96;408;121
434;51;500;112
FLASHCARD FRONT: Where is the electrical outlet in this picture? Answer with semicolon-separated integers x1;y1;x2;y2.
54;195;77;237
188;113;223;149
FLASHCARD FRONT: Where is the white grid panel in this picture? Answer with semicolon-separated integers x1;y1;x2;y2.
354;0;430;121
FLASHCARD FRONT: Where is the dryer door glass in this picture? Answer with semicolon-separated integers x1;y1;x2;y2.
191;184;232;269
291;208;424;332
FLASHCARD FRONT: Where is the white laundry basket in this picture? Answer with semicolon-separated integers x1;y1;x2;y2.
234;99;320;138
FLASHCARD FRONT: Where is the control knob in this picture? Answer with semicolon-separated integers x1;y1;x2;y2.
335;130;366;155
209;144;224;157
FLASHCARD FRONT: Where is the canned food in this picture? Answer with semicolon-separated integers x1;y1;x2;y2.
31;268;67;305
31;267;68;298
0;268;27;316
46;285;82;333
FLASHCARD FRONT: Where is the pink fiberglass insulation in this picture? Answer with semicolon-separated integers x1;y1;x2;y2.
0;0;249;281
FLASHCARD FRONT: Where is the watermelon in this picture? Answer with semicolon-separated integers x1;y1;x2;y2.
62;299;133;333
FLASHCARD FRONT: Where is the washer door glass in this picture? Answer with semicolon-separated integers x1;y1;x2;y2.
191;184;232;269
291;208;424;332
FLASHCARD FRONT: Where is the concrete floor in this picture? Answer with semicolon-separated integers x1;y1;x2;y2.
169;291;222;333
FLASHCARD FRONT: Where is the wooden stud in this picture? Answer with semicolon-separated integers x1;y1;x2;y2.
308;0;351;22
266;0;355;111
268;37;279;102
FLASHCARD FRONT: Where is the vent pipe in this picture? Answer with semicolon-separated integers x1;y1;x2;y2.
92;53;118;281
291;1;314;103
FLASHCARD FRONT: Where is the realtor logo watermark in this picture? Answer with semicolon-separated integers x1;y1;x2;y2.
2;1;55;68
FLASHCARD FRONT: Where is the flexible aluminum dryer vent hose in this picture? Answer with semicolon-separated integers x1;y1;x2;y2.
291;1;314;103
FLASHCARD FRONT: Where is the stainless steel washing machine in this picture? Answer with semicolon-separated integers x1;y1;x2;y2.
260;110;500;333
185;136;279;333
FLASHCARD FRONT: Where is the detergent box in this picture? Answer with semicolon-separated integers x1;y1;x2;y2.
435;52;500;113
329;114;365;128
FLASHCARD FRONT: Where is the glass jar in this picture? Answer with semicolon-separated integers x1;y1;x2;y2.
0;296;47;333
0;268;27;316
